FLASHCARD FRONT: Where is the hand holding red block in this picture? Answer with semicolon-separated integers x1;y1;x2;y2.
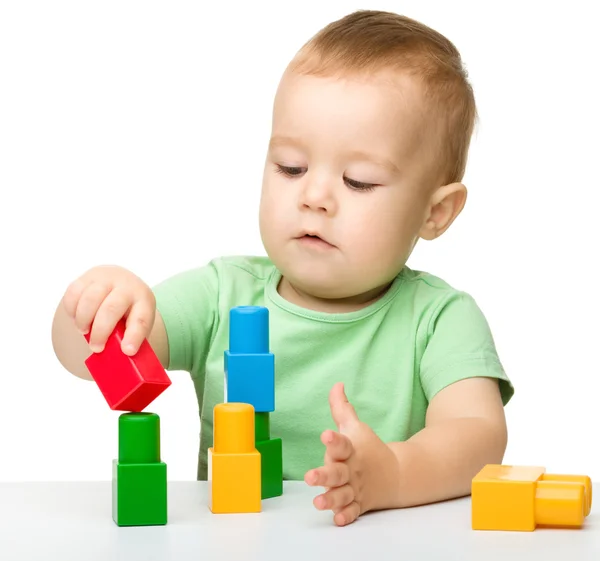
84;319;171;412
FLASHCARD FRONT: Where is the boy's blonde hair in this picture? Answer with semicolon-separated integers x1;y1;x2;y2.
289;10;477;185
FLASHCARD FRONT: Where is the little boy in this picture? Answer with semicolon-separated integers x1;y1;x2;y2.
52;10;514;527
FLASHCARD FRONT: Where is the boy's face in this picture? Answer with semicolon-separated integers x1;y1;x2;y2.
259;67;455;304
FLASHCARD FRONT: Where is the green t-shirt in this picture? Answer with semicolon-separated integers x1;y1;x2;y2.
152;255;513;481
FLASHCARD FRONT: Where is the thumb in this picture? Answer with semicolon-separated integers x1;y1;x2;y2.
329;382;360;433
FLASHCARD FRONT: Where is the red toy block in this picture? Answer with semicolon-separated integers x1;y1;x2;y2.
84;319;171;412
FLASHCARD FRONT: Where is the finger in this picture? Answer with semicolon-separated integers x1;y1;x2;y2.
122;299;155;355
313;483;355;512
329;382;360;433
304;461;349;488
87;288;132;352
62;277;94;322
73;282;112;337
333;500;361;527
322;430;353;462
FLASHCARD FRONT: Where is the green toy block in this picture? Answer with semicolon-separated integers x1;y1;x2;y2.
255;412;270;442
256;437;283;499
112;460;167;526
118;412;161;463
112;411;167;526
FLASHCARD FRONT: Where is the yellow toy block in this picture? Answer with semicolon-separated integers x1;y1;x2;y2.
208;402;261;514
472;464;592;531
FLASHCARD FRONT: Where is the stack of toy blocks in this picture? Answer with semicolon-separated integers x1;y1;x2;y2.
471;464;592;531
112;412;167;526
84;318;171;526
208;305;283;513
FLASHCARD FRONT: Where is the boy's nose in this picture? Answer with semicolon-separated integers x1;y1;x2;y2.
298;178;337;215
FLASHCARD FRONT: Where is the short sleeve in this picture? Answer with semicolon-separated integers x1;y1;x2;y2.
419;292;514;405
152;261;219;376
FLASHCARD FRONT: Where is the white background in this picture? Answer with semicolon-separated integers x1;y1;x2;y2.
1;0;598;482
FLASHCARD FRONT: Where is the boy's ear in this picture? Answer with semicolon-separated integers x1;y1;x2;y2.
419;182;467;241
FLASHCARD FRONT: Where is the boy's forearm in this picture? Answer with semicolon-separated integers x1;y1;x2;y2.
385;417;507;508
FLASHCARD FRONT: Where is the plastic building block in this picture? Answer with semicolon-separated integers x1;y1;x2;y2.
253;411;283;499
255;412;270;442
228;305;270;354
225;353;274;412
256;437;283;499
112;412;167;526
472;464;592;531
84;318;171;412
118;411;161;463
113;462;167;526
224;306;274;413
208;402;261;513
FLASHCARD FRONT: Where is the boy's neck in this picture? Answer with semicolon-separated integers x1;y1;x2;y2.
277;276;392;314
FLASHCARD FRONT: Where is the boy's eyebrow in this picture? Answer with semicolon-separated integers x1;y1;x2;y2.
269;135;401;174
269;135;305;150
346;150;401;175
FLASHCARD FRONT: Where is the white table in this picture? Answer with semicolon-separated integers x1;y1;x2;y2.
1;481;598;560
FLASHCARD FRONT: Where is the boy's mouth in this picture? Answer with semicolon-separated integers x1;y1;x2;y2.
296;231;336;248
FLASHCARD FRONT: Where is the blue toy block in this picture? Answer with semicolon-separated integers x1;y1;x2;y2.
224;352;274;412
229;306;269;354
224;306;275;413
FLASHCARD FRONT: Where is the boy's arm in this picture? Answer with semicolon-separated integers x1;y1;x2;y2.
51;301;170;379
388;376;507;507
304;376;507;525
306;293;512;525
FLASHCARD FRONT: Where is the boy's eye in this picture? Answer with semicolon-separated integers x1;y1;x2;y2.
275;164;305;176
345;177;377;192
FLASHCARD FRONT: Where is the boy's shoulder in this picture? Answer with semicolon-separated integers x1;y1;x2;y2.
395;266;493;340
209;254;277;281
153;255;276;304
400;266;456;289
398;266;470;305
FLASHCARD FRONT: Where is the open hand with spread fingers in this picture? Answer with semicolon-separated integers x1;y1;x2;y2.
304;382;401;526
